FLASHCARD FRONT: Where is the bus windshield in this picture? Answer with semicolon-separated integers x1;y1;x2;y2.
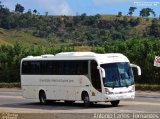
101;62;134;88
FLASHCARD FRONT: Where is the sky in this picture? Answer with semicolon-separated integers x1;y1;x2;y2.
1;0;160;17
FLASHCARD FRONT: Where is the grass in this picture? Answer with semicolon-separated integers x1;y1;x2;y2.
0;28;48;46
135;84;160;91
0;82;21;88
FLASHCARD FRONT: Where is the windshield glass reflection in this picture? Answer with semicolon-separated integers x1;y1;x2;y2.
101;62;134;88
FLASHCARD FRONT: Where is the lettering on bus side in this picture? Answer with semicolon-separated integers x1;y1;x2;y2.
40;79;74;83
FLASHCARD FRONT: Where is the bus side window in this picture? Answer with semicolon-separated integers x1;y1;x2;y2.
22;61;30;74
91;60;102;92
82;61;88;75
30;61;41;74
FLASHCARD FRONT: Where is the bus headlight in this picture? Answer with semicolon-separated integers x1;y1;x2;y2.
128;85;135;92
105;88;113;94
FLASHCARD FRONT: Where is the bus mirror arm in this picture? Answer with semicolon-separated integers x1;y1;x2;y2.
97;66;106;78
130;64;141;76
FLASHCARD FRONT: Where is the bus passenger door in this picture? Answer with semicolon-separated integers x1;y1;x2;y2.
90;60;102;101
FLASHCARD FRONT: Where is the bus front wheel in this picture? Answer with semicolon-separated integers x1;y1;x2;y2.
39;91;47;105
110;100;120;107
82;92;90;107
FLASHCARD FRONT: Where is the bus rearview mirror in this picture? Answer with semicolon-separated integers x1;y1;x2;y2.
130;64;141;76
97;66;106;78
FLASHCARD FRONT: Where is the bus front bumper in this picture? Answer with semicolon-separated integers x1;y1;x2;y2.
103;92;135;101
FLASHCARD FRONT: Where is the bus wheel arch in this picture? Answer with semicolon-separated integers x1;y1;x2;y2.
81;91;91;107
39;90;47;105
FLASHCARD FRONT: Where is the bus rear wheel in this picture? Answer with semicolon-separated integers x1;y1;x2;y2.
110;100;120;107
39;91;47;105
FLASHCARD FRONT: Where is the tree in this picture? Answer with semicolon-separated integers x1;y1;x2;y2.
95;14;101;20
15;3;25;13
129;18;141;26
0;1;4;9
27;9;32;14
149;18;160;37
80;13;87;20
45;11;48;16
140;8;156;17
150;10;156;17
33;9;37;14
128;7;137;16
117;12;122;17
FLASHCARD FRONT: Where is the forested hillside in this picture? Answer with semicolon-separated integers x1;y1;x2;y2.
0;2;160;46
0;2;160;85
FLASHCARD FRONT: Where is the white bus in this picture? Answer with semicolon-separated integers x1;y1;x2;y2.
21;52;141;107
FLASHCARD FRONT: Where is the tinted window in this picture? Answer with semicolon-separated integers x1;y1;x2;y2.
22;60;88;75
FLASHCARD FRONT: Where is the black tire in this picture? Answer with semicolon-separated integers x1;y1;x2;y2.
39;91;47;105
83;93;90;107
46;100;54;104
110;100;120;107
64;101;75;104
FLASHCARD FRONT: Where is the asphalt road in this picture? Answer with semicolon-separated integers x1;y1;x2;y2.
0;88;160;119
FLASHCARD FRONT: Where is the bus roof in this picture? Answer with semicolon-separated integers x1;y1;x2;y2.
21;52;129;64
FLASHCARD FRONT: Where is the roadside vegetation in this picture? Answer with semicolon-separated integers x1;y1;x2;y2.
0;2;160;46
136;84;160;91
0;40;160;86
0;2;160;90
0;82;20;88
